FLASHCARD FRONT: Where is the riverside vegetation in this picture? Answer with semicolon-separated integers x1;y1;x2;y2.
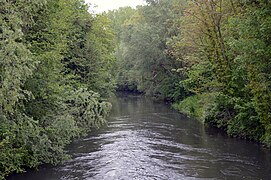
0;0;114;178
108;0;271;148
1;0;271;179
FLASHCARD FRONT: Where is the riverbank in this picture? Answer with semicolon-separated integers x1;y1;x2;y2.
7;94;271;179
172;93;217;123
173;93;271;148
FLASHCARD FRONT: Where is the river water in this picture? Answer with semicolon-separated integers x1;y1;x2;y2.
9;94;271;179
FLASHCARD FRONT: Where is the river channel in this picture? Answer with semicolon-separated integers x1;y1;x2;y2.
9;94;271;179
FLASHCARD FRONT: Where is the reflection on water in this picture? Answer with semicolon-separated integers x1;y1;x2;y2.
8;94;271;180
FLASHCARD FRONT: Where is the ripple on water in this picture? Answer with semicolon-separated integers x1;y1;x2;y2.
8;95;271;180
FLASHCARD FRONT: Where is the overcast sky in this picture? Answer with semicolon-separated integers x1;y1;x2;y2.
85;0;146;13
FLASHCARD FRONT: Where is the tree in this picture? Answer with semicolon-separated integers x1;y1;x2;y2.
0;0;115;178
170;0;271;146
109;0;187;100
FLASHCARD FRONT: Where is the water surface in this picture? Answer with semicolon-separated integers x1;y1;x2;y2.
9;94;271;179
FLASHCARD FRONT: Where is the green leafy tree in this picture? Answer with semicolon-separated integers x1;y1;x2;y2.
170;0;271;146
0;0;115;178
109;0;187;101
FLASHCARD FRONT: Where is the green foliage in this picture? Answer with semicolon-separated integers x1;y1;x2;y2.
65;12;116;97
205;93;236;130
225;3;271;145
204;1;271;145
107;0;187;100
228;102;264;140
0;0;115;178
68;88;111;131
0;0;36;115
106;0;271;148
169;0;271;147
180;61;217;94
173;93;217;122
3;1;269;178
205;93;265;141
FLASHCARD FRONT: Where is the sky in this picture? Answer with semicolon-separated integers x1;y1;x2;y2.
85;0;146;13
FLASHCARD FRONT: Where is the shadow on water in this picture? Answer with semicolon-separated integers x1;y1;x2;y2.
8;93;271;180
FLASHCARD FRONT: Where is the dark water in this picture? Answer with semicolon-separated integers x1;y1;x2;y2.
9;94;271;180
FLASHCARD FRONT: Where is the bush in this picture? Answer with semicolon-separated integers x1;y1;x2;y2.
205;93;265;141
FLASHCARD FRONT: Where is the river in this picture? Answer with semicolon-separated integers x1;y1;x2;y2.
8;94;271;179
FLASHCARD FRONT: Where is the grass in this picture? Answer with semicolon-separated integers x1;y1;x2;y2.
173;93;217;123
